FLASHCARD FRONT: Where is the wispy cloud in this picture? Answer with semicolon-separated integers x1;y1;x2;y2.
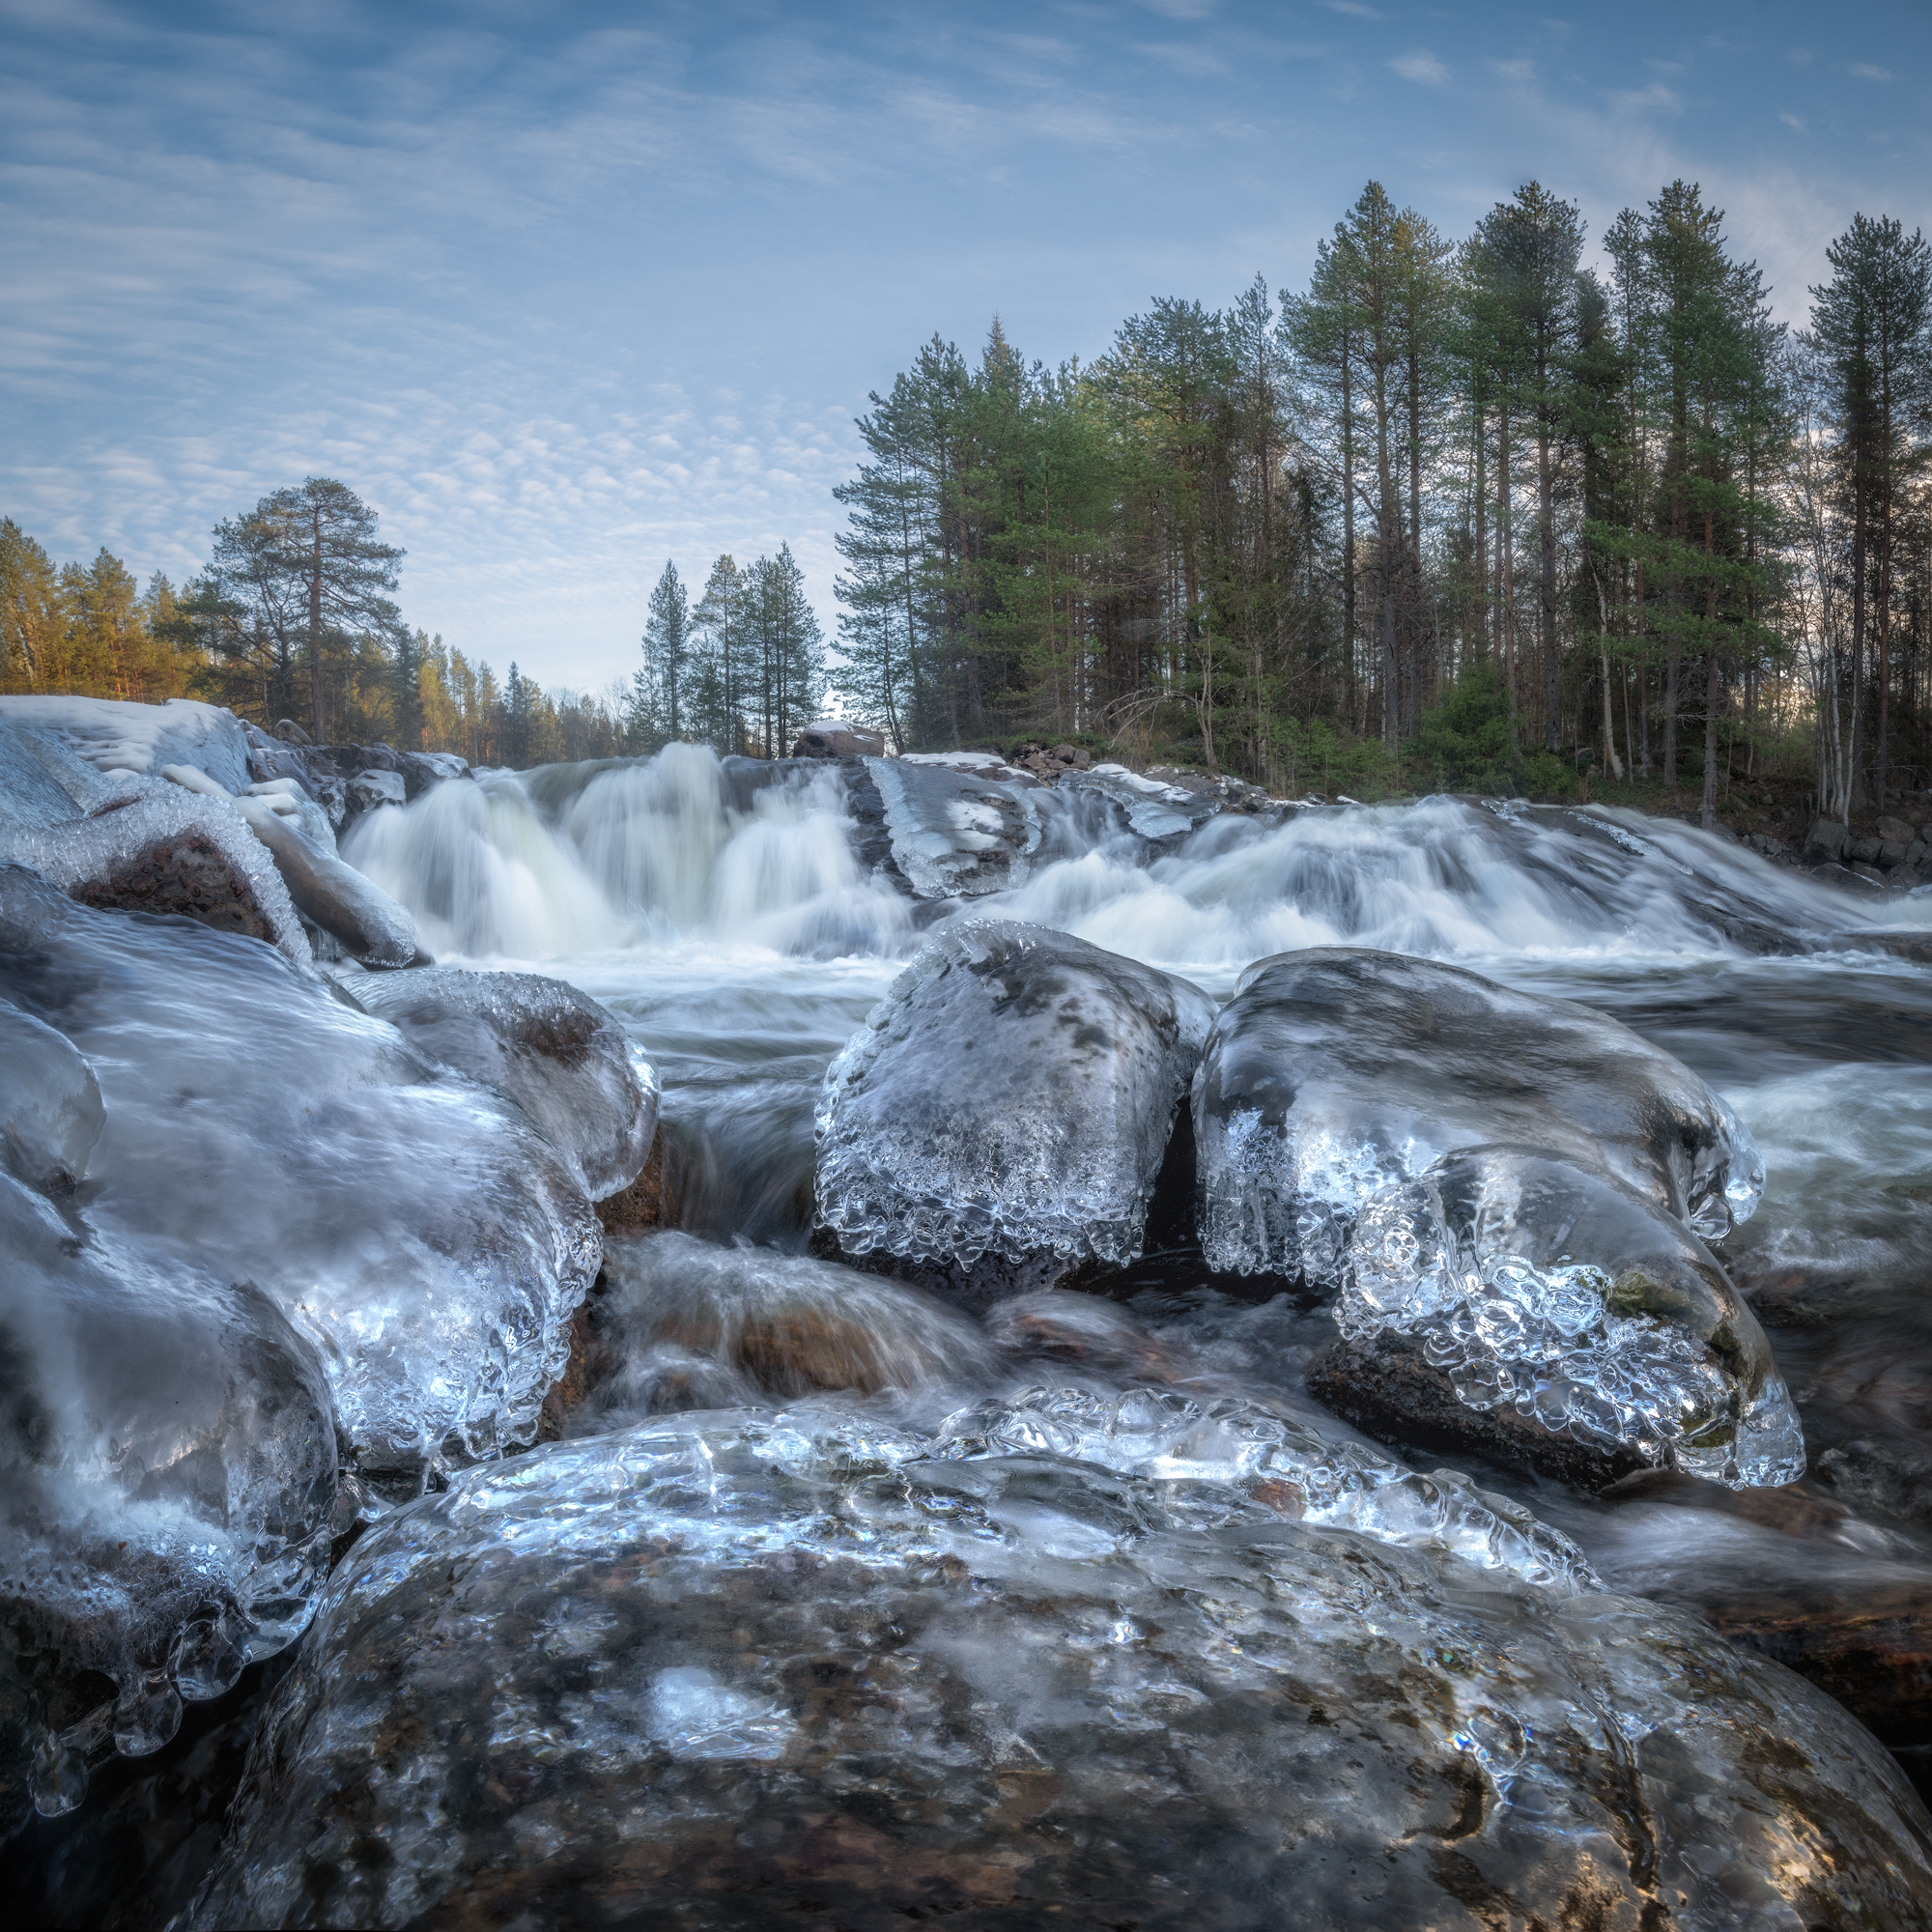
1492;58;1534;82
1323;2;1382;17
1780;111;1806;132
1850;64;1893;81
1389;49;1447;86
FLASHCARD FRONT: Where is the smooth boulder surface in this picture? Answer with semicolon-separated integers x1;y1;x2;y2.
0;866;600;1495
1194;947;1764;1282
1317;1144;1804;1490
349;966;659;1200
185;1402;1932;1932
815;921;1215;1297
0;696;253;796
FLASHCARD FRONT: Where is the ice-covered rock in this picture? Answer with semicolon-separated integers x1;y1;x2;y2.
1317;1145;1805;1491
0;866;599;1493
815;922;1215;1292
0;985;339;1819
864;754;1041;897
0;696;252;795
185;1401;1932;1931
345;768;405;814
1065;761;1225;840
1194;947;1763;1281
791;719;885;758
348;967;657;1199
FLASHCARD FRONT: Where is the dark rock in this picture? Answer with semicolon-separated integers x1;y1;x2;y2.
1804;818;1851;864
67;832;280;944
1877;815;1916;845
790;721;885;758
344;768;405;814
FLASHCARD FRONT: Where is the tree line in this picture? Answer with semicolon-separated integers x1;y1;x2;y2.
834;182;1932;824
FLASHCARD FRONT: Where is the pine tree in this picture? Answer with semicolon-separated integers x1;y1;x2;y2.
637;559;691;744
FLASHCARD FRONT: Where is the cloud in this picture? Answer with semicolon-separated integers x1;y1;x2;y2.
1780;111;1805;132
1608;82;1683;115
1849;64;1892;81
1492;58;1534;82
1389;49;1447;85
1323;1;1381;15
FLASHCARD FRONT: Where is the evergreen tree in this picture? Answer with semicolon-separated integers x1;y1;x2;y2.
637;559;691;744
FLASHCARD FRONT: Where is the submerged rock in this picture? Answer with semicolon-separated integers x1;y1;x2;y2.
348;967;658;1200
1318;1146;1804;1491
1194;947;1764;1283
815;922;1214;1302
185;1400;1932;1931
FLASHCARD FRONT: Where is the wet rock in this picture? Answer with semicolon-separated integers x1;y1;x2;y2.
344;767;405;814
815;922;1215;1304
1194;948;1764;1284
185;1406;1932;1931
347;966;659;1200
1328;1146;1804;1490
232;798;419;966
791;720;885;758
595;1121;676;1232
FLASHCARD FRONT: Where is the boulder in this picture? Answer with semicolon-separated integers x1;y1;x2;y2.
1317;1145;1804;1491
345;767;405;814
1804;818;1852;864
864;755;1041;897
229;794;420;966
185;1401;1932;1931
1877;814;1916;845
815;922;1214;1303
1193;948;1763;1284
790;719;885;758
347;967;658;1199
0;866;600;1500
0;696;252;795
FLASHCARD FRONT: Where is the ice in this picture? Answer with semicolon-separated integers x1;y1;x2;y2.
1338;1146;1805;1488
815;921;1215;1271
0;866;600;1495
0;696;253;795
1194;947;1764;1280
864;753;1042;897
347;966;659;1200
0;1026;339;1818
185;1402;1932;1930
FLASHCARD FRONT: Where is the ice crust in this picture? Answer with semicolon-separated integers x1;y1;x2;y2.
0;696;252;795
1195;947;1764;1280
185;1399;1932;1931
815;921;1215;1267
0;991;339;1818
1341;1147;1805;1488
348;967;659;1200
0;866;600;1492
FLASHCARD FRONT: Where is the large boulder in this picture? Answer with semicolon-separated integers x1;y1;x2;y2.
815;922;1214;1301
1193;947;1763;1282
185;1400;1932;1930
0;866;599;1497
791;719;885;758
349;967;658;1200
0;696;252;795
864;755;1042;898
0;991;339;1823
1314;1145;1804;1491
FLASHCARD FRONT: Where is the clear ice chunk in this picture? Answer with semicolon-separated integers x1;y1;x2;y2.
815;920;1215;1267
1195;947;1763;1278
1340;1145;1805;1489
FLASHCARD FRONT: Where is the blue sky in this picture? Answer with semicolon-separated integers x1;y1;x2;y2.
4;0;1927;695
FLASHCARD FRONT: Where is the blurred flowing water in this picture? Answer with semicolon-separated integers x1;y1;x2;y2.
345;748;1932;1634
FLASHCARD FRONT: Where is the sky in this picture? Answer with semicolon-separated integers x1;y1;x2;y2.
4;0;1928;696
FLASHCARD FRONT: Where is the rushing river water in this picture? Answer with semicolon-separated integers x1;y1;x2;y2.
341;751;1932;1672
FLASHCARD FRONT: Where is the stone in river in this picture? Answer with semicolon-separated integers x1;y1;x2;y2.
1193;947;1763;1283
185;1401;1932;1930
814;920;1214;1306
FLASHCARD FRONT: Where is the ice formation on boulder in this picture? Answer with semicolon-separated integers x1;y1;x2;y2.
864;755;1041;897
185;1402;1932;1931
1195;947;1763;1280
0;984;339;1821
1337;1146;1805;1488
0;867;599;1494
816;921;1215;1271
349;967;658;1199
0;696;253;795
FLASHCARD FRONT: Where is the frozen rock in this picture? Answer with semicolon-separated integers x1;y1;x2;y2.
186;1403;1932;1931
791;720;885;758
0;716;131;832
864;754;1041;897
345;768;405;814
0;865;600;1493
815;922;1215;1292
230;796;419;966
0;1009;339;1817
1066;761;1224;840
1194;947;1763;1281
0;696;251;795
1317;1145;1804;1491
348;967;657;1199
242;778;335;855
